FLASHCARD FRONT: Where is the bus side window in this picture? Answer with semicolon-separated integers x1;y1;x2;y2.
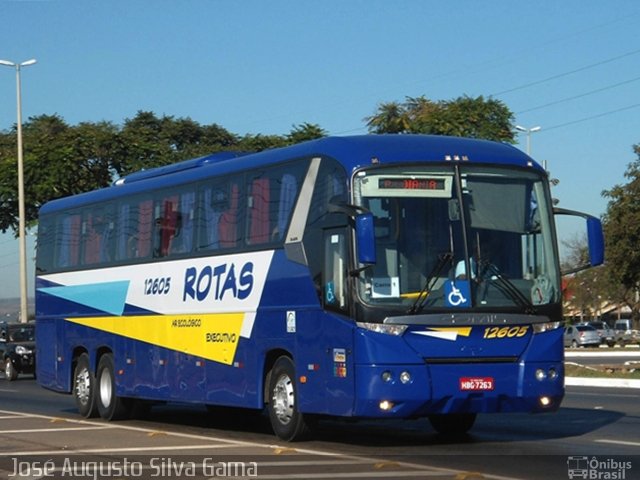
172;191;195;255
56;212;81;268
154;196;180;257
219;182;241;248
275;173;298;241
152;191;197;258
136;200;153;258
36;216;55;273
324;230;348;312
81;206;115;266
116;199;153;260
248;177;270;245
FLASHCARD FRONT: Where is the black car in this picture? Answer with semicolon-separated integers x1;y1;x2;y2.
0;322;36;381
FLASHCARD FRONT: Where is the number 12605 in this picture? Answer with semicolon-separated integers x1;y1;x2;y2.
483;326;528;339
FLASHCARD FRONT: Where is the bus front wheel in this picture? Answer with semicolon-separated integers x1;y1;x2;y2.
428;413;477;435
267;356;310;441
73;353;97;418
96;353;132;421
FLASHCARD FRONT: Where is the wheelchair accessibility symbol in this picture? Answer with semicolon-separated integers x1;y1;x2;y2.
445;280;471;308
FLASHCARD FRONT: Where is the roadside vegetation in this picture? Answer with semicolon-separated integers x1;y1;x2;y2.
565;362;640;379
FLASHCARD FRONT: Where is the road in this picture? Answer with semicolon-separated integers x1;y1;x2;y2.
0;377;637;480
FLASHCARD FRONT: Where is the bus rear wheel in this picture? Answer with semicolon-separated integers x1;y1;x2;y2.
96;354;132;421
73;353;97;418
267;356;310;441
428;413;477;435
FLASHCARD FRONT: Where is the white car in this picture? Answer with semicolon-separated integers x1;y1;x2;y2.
563;325;600;348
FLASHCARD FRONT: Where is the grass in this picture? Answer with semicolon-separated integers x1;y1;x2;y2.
565;362;640;379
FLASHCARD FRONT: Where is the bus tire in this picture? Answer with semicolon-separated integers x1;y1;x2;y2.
267;356;310;441
428;413;477;435
4;358;17;381
96;353;131;421
73;353;97;418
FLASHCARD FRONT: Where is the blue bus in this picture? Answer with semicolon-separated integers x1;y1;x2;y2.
35;135;604;440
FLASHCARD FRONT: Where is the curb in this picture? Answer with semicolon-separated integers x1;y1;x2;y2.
565;377;640;389
565;350;640;358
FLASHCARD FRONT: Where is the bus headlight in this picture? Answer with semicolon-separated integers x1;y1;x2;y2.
533;321;561;334
357;322;407;336
539;396;552;407
399;371;412;384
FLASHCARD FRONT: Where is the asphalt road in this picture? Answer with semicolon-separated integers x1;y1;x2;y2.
0;377;637;480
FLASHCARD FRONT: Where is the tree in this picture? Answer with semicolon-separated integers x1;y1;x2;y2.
365;102;409;134
0;115;120;232
601;143;640;324
286;122;327;144
561;234;608;321
0;112;326;233
115;111;240;175
365;95;515;143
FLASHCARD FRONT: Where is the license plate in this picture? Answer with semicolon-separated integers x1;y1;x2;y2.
459;377;494;391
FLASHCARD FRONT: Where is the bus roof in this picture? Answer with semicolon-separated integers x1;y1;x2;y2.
39;134;541;215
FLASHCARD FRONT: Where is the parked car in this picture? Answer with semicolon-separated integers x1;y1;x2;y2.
585;321;616;347
613;319;640;346
0;321;36;381
564;325;600;348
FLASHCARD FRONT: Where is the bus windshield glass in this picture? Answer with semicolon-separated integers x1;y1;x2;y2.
353;165;560;310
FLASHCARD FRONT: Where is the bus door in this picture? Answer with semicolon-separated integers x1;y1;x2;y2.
320;228;355;415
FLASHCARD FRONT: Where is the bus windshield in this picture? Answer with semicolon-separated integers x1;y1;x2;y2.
354;165;560;310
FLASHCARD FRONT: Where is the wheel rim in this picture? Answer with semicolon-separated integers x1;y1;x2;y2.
272;373;294;425
5;360;12;377
99;369;112;409
75;368;91;406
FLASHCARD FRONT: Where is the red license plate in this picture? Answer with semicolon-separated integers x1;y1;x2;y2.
459;377;494;391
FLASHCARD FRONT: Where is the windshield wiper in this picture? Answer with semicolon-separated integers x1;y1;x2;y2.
480;262;536;314
408;252;453;314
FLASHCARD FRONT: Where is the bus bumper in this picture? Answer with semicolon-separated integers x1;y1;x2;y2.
352;361;564;418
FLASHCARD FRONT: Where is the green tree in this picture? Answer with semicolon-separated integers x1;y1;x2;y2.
116;111;240;175
602;143;640;323
286;122;327;144
560;234;610;321
237;133;288;152
365;101;409;134
0;115;120;232
365;95;515;143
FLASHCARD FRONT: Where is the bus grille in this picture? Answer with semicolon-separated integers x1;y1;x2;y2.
424;356;519;364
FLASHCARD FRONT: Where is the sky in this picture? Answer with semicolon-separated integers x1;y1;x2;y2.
0;0;639;300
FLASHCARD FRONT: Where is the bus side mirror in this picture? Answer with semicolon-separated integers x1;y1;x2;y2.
554;208;605;274
587;216;604;267
355;213;376;264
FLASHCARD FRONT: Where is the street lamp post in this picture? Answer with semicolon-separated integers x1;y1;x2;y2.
0;58;36;323
515;125;541;156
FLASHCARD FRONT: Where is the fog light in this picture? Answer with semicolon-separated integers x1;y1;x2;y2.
379;400;394;411
539;396;551;407
535;369;547;381
381;371;393;383
399;371;411;384
548;368;558;380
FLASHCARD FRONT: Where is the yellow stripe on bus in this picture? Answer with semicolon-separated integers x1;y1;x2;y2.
428;326;472;337
65;313;245;365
